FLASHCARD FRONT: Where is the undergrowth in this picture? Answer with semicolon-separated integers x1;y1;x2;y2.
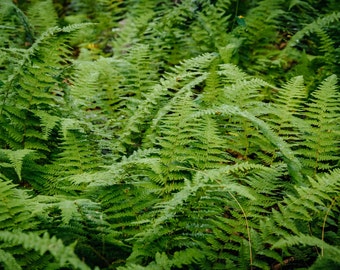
0;0;339;269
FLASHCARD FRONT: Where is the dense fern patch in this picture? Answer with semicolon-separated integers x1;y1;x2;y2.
0;0;339;269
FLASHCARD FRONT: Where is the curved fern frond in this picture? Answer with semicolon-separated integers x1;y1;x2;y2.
114;52;216;154
0;23;89;152
0;231;91;270
127;161;285;268
0;249;21;270
283;11;340;82
286;12;340;50
255;169;340;266
272;234;340;263
194;105;303;183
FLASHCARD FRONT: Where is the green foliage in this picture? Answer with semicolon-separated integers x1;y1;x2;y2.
26;0;58;35
0;231;91;270
295;75;340;175
0;175;94;269
0;0;339;269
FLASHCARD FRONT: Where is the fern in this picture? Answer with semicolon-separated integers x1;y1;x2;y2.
63;0;127;55
0;249;21;270
112;52;216;154
269;75;307;138
235;0;286;77
0;0;35;47
0;176;85;269
62;148;161;267
195;103;303;183
0;23;88;152
26;0;58;35
0;231;91;270
0;149;34;181
126;162;286;268
296;75;340;176
254;169;340;267
0;1;339;269
47;119;102;192
282;11;340;86
286;12;340;50
257;76;307;167
189;1;233;52
33;193;110;268
273;234;340;264
0;176;36;231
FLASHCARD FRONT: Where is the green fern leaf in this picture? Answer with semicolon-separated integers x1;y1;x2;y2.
296;75;339;175
0;249;21;270
0;231;91;270
26;0;58;35
195;105;303;183
287;12;340;49
272;234;340;263
0;149;34;180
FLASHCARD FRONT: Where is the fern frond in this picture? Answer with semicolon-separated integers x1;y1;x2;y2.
272;234;340;263
282;11;340;82
259;76;307;165
127;161;284;268
190;1;232;51
114;52;216;154
296;75;339;176
0;1;339;269
0;149;34;181
0;231;91;270
124;44;160;96
26;0;58;35
34;193;112;268
0;0;36;47
235;0;285;76
0;23;89;153
43;119;102;195
156;94;205;191
61;149;161;266
107;0;157;57
222;76;273;112
314;26;335;60
199;60;225;107
0;249;21;270
194;105;303;183
274;75;307;116
254;169;340;267
0;175;37;231
126;175;207;266
286;12;340;49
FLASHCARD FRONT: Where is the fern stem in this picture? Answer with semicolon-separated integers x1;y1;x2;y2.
321;196;338;256
227;190;253;268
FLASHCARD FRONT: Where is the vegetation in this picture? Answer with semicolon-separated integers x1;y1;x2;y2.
0;0;339;269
